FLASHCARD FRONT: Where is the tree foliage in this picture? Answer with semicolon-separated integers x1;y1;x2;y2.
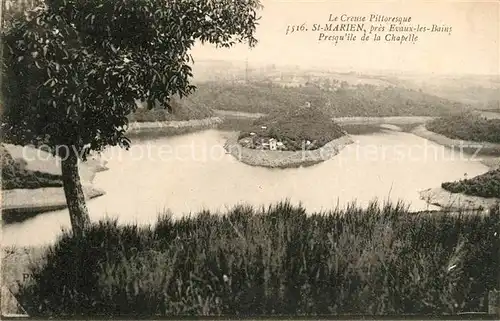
184;82;469;117
442;169;500;199
426;113;500;144
2;0;262;159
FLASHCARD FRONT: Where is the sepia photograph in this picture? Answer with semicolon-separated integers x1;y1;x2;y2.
1;0;499;318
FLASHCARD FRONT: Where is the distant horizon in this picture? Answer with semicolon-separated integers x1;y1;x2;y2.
190;0;499;77
191;57;500;78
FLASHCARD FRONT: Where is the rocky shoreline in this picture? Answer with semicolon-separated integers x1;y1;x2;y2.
419;187;499;213
213;109;436;125
1;144;106;222
224;134;354;168
412;125;500;211
412;124;500;156
2;186;106;223
126;117;223;138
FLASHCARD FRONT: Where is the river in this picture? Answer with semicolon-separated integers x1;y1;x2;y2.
2;129;490;247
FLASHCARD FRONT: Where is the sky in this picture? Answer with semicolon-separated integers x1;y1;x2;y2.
190;0;499;75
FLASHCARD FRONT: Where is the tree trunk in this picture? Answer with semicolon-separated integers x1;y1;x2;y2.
61;148;91;238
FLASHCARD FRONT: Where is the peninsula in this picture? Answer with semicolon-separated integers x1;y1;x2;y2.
225;104;354;168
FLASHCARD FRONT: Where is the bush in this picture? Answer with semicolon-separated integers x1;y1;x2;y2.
16;201;500;317
1;145;63;189
442;169;500;198
426;114;500;144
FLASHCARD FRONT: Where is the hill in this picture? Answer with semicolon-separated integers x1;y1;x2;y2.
426;113;500;144
238;106;346;151
128;95;214;122
187;82;469;117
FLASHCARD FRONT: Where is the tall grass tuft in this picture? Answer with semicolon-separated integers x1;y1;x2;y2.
15;201;500;317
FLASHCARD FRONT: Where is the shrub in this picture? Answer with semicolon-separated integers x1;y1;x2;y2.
442;169;500;198
15;201;500;317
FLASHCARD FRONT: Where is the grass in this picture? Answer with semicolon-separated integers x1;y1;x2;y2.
442;169;500;199
13;201;500;317
1;145;62;190
426;113;500;144
188;82;468;117
238;107;346;151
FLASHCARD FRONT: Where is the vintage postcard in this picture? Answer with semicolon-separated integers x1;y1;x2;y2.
1;0;499;318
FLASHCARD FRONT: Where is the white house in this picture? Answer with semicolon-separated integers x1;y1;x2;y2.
269;138;277;151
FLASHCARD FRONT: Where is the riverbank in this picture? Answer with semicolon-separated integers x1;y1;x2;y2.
214;109;436;126
333;116;435;125
224;133;354;168
214;109;265;119
480;156;500;170
2;186;105;223
419;187;499;212
412;125;500;156
413;125;500;210
1;144;106;222
126;117;223;138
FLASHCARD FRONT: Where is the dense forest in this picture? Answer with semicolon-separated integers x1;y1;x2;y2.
238;106;346;151
426;114;500;144
187;82;469;117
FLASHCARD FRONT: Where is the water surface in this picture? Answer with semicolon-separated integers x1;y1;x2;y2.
3;129;490;246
